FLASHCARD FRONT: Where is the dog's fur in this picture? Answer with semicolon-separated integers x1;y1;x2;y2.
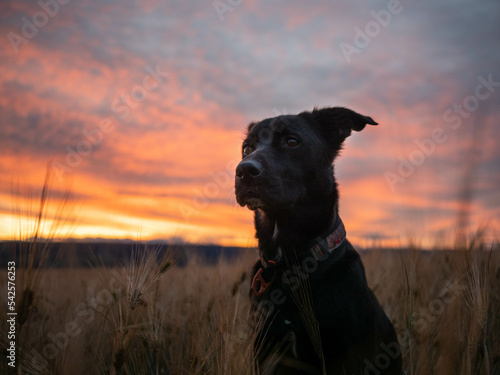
235;107;401;374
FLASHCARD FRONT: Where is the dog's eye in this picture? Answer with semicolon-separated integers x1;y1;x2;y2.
285;137;299;148
242;145;254;157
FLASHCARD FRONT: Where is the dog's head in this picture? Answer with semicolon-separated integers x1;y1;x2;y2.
235;107;377;212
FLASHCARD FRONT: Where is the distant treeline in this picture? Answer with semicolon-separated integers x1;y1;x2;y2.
0;241;251;268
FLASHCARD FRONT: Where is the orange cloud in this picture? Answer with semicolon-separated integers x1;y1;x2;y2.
1;0;498;247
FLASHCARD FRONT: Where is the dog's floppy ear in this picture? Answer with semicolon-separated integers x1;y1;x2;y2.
299;107;377;159
309;106;377;133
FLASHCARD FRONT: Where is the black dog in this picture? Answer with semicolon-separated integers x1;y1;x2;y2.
235;107;401;374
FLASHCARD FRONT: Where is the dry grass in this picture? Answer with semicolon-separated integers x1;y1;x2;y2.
1;167;499;374
2;255;256;375
362;243;500;375
1;244;499;374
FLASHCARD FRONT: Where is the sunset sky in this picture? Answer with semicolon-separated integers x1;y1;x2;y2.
1;0;499;247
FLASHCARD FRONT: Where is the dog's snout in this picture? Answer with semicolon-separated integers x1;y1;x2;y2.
236;160;262;180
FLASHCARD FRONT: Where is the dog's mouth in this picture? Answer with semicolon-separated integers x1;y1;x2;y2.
242;197;264;211
235;189;265;210
236;187;288;212
235;177;286;211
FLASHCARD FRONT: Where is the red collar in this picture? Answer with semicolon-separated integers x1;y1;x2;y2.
308;217;346;261
252;216;347;296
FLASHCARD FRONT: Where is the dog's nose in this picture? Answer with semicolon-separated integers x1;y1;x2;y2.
236;160;262;179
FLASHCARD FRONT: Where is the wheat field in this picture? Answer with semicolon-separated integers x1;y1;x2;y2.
1;239;499;375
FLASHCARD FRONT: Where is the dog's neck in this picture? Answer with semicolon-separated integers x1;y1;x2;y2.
254;192;339;260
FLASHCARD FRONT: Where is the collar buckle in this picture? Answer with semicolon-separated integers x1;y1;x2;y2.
251;268;270;296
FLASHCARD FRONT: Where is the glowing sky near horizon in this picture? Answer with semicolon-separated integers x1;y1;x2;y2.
0;0;499;247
